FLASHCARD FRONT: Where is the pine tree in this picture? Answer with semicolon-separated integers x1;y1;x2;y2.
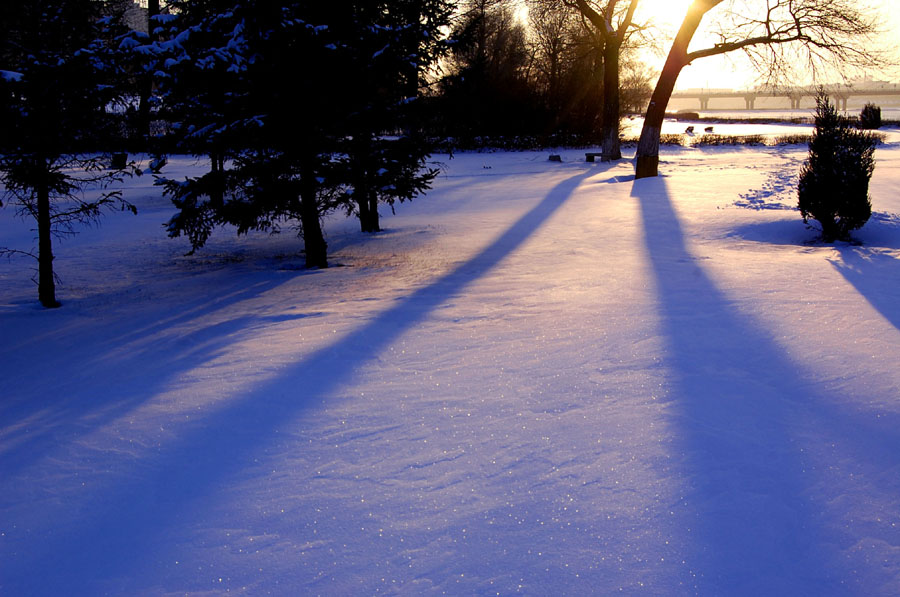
157;2;341;268
0;1;136;308
151;0;256;251
158;1;452;264
798;93;876;242
859;103;882;130
340;0;452;233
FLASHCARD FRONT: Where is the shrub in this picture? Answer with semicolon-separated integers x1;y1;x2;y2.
798;94;876;242
659;134;685;146
694;134;765;146
859;103;882;130
773;134;812;146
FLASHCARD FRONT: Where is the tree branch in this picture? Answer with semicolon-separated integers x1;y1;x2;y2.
615;0;640;42
0;246;37;261
686;33;802;62
573;0;607;38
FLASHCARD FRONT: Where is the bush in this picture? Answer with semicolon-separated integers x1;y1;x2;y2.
659;134;685;146
773;134;812;146
859;103;882;130
798;94;876;241
694;134;765;146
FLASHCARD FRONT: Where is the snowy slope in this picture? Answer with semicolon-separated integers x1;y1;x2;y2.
2;128;900;595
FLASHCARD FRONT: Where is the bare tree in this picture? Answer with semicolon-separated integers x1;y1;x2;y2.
619;54;654;114
528;3;604;134
441;0;536;137
634;0;881;179
529;3;574;117
562;0;642;161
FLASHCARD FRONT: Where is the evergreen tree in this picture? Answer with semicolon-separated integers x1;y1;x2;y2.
0;1;136;308
151;0;256;251
340;0;452;233
859;103;882;130
159;1;452;264
100;0;150;151
156;2;343;268
798;93;876;242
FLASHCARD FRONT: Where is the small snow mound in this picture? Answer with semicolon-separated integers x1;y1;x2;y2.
0;70;24;82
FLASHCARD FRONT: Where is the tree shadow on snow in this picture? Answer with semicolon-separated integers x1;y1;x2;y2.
725;216;816;246
830;247;900;334
2;167;600;594
726;210;900;335
727;210;900;250
629;177;893;594
0;272;310;479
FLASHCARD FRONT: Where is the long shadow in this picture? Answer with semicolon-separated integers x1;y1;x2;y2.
630;177;836;594
830;247;900;333
0;273;309;478
2;167;599;594
725;196;900;333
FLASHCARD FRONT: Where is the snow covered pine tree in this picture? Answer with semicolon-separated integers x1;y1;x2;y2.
338;0;453;233
0;1;136;307
156;1;451;264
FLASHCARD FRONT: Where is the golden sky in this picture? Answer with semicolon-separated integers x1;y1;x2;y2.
636;0;900;90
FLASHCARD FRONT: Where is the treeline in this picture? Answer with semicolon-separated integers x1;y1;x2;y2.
0;0;652;308
428;0;652;146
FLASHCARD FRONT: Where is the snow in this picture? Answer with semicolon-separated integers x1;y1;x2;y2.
2;121;900;595
0;70;24;82
154;13;179;26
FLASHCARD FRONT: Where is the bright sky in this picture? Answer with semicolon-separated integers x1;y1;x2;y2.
635;0;900;90
143;0;898;92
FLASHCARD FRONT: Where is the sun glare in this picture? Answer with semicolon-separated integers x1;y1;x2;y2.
637;0;694;32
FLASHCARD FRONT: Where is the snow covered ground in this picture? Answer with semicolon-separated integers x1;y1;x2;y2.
2;122;900;595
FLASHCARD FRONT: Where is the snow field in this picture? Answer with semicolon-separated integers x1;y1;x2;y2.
2;128;900;594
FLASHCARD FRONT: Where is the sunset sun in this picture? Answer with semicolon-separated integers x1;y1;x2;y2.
637;0;693;31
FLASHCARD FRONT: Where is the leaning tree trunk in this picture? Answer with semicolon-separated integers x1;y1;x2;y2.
600;41;622;162
634;3;711;179
36;168;60;308
634;60;686;179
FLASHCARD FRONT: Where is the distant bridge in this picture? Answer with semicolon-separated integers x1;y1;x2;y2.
671;84;900;110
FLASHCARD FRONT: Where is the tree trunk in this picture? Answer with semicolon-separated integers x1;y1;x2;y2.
367;194;380;232
299;166;328;269
635;3;710;179
357;196;373;232
36;167;60;308
357;193;380;233
820;216;840;243
209;151;225;207
356;192;381;233
634;66;683;179
600;41;622;161
353;134;381;233
137;0;160;148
